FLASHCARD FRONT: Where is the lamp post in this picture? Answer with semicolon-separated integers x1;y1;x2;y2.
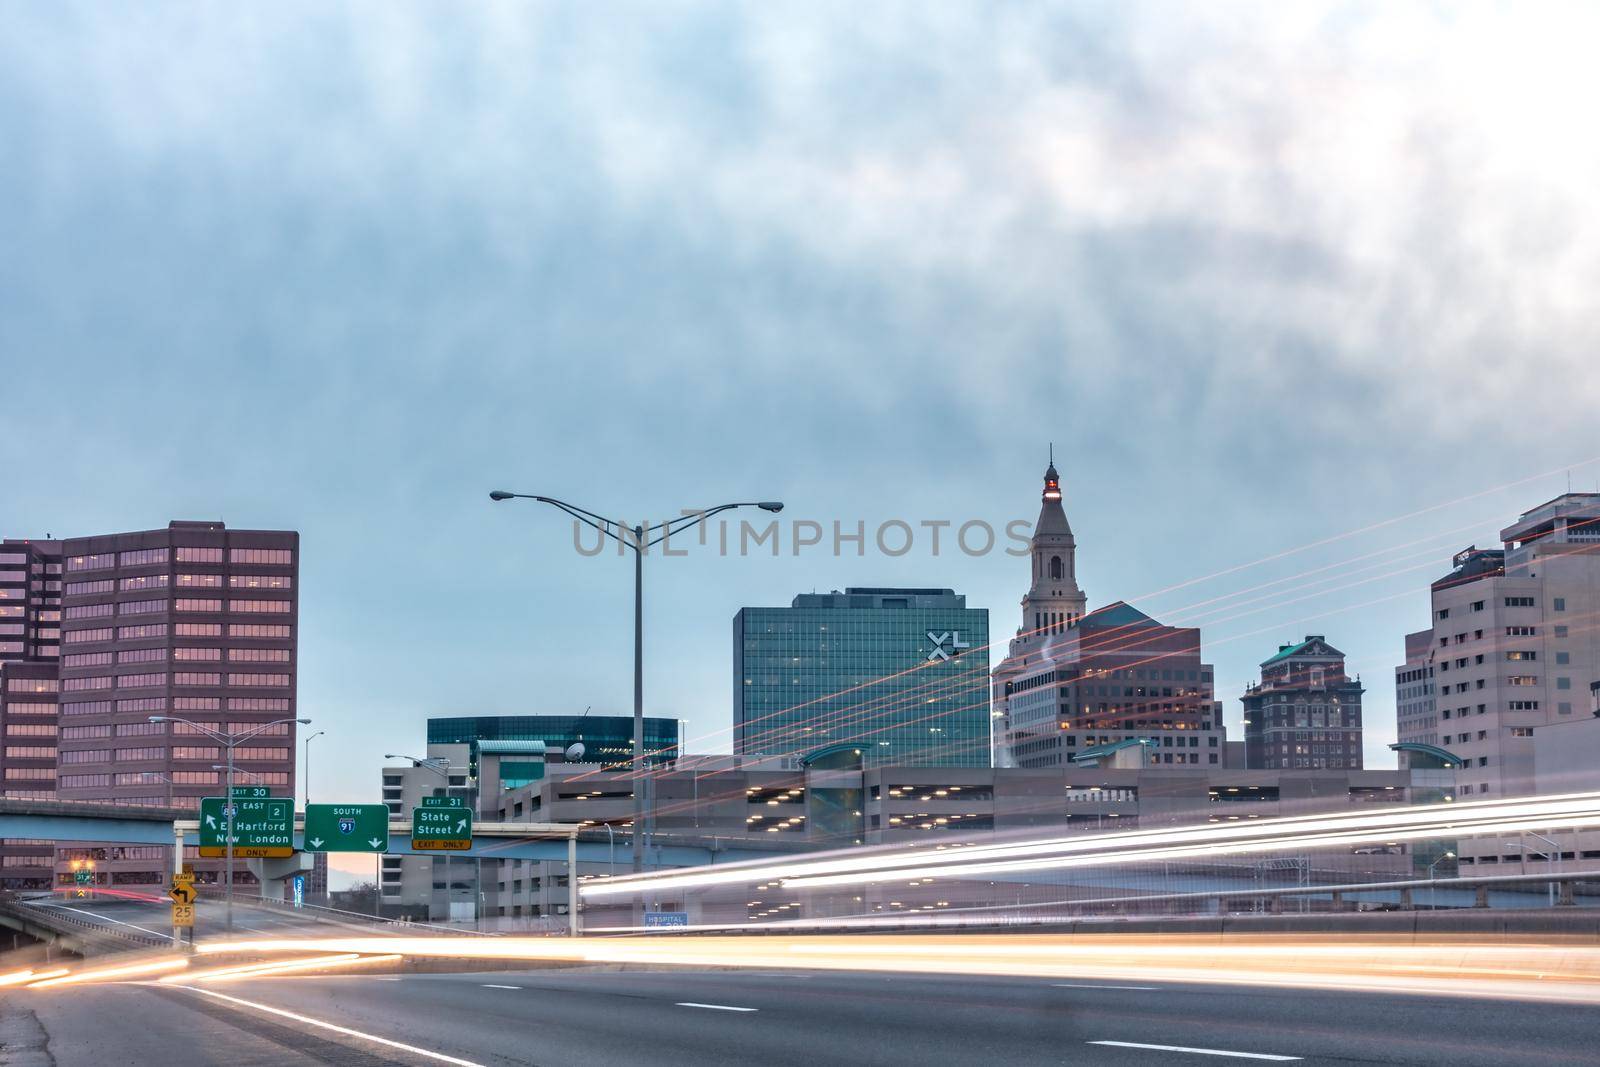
151;715;310;933
386;754;458;922
489;490;782;875
304;730;326;807
1524;831;1564;906
1427;850;1456;910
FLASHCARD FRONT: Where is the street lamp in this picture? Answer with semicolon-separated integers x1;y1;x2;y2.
490;490;783;875
151;715;310;932
1522;831;1564;906
304;731;326;806
1427;851;1456;910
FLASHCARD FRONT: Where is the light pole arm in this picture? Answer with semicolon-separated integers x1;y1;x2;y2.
492;493;637;549
644;503;763;548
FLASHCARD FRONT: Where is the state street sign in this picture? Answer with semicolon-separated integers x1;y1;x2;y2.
230;785;271;799
171;902;195;928
411;804;472;850
198;796;293;858
304;803;390;853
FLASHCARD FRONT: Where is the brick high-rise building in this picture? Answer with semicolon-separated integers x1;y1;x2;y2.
1241;636;1365;770
0;521;299;893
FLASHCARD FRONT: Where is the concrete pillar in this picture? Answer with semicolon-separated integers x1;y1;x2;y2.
1330;891;1343;912
1269;895;1284;915
1474;885;1489;908
1558;880;1576;907
568;834;582;937
1400;888;1413;909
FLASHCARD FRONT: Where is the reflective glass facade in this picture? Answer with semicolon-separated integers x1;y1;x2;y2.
427;715;681;773
734;588;991;767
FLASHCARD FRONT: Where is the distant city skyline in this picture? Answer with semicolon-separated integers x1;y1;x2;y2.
5;3;1600;813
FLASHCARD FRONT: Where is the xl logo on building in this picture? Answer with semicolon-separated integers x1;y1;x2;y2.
926;631;971;662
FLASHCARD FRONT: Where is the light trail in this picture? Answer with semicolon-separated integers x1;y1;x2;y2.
578;791;1600;898
180;933;1600;1005
160;952;401;984
25;956;189;989
0;968;64;987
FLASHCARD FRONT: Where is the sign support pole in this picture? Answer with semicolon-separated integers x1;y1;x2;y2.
224;746;235;933
173;821;185;947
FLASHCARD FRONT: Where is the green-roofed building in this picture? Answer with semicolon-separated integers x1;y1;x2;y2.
1242;635;1365;770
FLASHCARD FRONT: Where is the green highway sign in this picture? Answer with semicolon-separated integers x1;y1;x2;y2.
419;795;466;808
411;804;472;850
199;796;293;858
304;803;390;853
230;785;271;799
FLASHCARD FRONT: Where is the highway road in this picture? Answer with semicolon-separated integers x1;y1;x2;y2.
20;895;399;943
6;965;1596;1066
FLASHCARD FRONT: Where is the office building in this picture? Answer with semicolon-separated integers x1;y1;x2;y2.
428;714;681;779
733;588;991;768
1393;494;1600;866
992;461;1227;769
0;521;299;892
1242;635;1365;770
1394;630;1439;746
1395;495;1600;799
378;714;680;918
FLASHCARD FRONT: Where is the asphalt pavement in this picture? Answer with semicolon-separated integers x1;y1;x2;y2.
6;965;1596;1066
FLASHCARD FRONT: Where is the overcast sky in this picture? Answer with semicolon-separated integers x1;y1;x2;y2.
5;1;1600;840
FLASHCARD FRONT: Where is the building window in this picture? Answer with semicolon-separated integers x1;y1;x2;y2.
118;624;168;640
229;599;291;614
1553;597;1566;611
227;673;291;687
174;547;224;563
230;574;292;589
230;549;293;565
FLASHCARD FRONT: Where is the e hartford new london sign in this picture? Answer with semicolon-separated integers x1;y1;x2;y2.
199;796;293;858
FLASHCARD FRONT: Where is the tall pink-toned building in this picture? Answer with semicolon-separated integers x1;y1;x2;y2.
0;521;298;894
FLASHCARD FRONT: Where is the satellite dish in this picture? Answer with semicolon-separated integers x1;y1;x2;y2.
565;742;586;762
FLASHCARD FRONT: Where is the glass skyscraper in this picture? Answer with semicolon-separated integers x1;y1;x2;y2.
733;588;991;767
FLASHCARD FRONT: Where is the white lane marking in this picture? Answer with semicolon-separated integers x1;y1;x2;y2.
676;1002;758;1012
375;977;403;982
44;905;175;941
1088;1041;1301;1061
176;987;488;1066
1053;983;1161;991
481;984;522;990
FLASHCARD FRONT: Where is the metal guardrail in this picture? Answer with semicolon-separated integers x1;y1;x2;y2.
0;898;174;952
243;895;504;936
915;869;1600;920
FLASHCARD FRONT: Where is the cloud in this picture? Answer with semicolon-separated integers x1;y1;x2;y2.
4;2;1600;785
